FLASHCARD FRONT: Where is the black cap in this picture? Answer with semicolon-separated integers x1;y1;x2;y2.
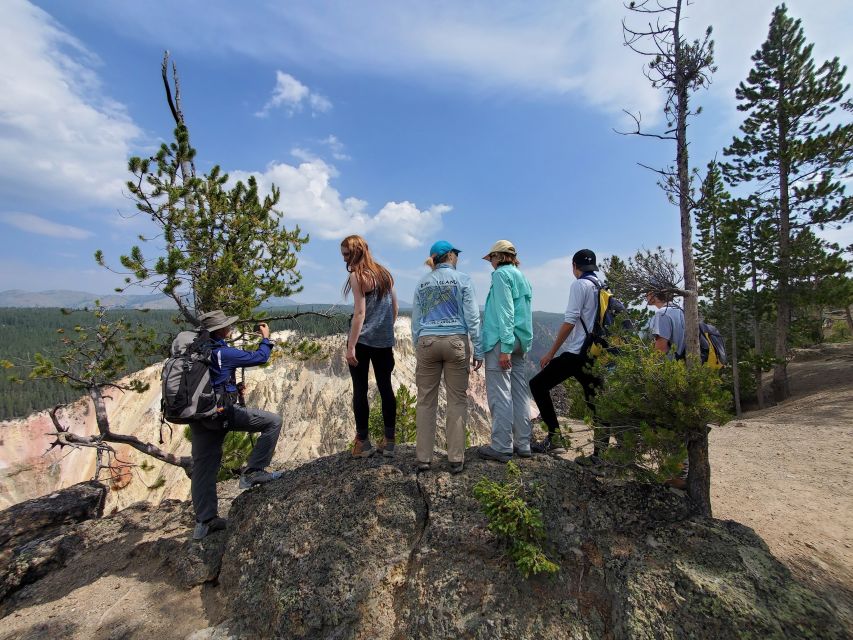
572;249;597;272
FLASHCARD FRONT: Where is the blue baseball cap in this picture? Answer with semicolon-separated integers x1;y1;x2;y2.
429;240;460;258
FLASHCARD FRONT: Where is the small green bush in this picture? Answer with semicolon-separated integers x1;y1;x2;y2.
593;338;731;480
368;383;417;444
473;461;559;578
825;319;851;343
563;378;592;422
184;424;257;482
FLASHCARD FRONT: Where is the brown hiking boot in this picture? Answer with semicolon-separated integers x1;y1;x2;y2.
352;438;376;458
378;437;396;458
664;461;688;490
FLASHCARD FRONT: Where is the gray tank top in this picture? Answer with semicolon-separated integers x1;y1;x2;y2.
358;288;395;348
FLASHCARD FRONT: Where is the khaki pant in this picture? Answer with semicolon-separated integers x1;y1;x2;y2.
415;334;470;464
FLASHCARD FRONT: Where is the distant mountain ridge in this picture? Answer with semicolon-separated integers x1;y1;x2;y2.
0;289;413;311
0;290;177;309
0;290;310;310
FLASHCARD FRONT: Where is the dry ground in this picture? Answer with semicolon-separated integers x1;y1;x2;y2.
710;342;853;631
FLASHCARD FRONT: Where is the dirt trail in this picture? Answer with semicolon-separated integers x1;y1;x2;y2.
710;342;853;630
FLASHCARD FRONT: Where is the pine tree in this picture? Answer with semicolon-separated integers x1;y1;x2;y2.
693;161;745;414
99;55;308;323
723;4;852;401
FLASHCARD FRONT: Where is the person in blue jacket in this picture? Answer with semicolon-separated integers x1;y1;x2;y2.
190;309;283;540
411;240;483;474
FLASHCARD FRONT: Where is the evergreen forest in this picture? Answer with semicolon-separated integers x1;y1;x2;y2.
0;307;353;420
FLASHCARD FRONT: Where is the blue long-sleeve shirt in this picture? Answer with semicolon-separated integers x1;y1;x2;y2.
411;263;483;359
209;337;274;392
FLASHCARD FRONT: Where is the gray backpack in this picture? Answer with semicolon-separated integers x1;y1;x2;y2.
161;329;220;423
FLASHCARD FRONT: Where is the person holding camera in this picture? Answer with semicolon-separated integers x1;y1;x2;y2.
190;310;283;540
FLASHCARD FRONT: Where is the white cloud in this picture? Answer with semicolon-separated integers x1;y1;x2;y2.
320;135;350;161
0;0;140;208
255;70;332;117
228;158;451;248
0;212;93;239
85;1;850;126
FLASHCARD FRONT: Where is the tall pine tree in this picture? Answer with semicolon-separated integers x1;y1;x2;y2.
723;4;852;401
693;160;745;414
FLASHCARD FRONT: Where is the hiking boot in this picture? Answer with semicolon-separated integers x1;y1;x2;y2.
449;462;464;474
513;446;532;458
239;468;283;490
665;461;688;490
352;438;376;458
530;433;567;455
478;445;512;463
378;437;395;458
192;516;227;540
417;461;431;471
574;454;603;467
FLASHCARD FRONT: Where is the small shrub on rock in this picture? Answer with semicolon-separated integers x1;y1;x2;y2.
473;461;559;578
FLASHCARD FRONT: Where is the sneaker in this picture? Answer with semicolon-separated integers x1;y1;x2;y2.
530;433;567;455
513;447;532;458
192;516;227;540
417;461;431;471
352;438;376;458
378;437;395;458
478;445;512;463
449;462;464;474
239;468;284;490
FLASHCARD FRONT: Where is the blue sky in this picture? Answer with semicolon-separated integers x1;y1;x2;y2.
0;0;850;312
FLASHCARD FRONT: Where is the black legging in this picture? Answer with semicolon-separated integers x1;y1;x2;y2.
348;343;396;441
529;351;608;455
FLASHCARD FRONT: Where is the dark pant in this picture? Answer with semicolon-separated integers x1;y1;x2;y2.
190;405;282;522
348;343;396;441
529;351;608;454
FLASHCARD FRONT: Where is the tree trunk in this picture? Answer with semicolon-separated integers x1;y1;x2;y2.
729;296;742;416
687;431;712;517
746;216;765;409
772;73;791;402
672;0;709;513
845;305;853;335
88;387;193;473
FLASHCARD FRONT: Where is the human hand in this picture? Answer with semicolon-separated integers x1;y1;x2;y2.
499;353;512;370
539;354;553;370
256;322;270;339
472;357;483;372
345;346;358;367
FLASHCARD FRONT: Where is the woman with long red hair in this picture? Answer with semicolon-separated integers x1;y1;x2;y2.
341;235;398;457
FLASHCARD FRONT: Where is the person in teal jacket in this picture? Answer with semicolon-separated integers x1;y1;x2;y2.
477;240;535;463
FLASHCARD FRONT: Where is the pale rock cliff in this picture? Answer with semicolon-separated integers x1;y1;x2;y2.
0;321;494;513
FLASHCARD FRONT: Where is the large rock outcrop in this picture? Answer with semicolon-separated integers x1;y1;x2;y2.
213;450;844;639
0;450;846;639
0;481;107;601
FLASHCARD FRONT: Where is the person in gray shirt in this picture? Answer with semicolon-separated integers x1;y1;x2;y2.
646;286;686;359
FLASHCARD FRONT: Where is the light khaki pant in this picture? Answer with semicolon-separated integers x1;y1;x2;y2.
415;334;470;464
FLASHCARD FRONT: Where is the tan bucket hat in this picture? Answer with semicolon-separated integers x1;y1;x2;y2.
483;239;517;261
198;309;240;333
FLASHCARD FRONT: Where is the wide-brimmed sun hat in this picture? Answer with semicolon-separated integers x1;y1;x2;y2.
483;240;517;261
198;309;239;332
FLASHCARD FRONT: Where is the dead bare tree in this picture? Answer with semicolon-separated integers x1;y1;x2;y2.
620;0;717;515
